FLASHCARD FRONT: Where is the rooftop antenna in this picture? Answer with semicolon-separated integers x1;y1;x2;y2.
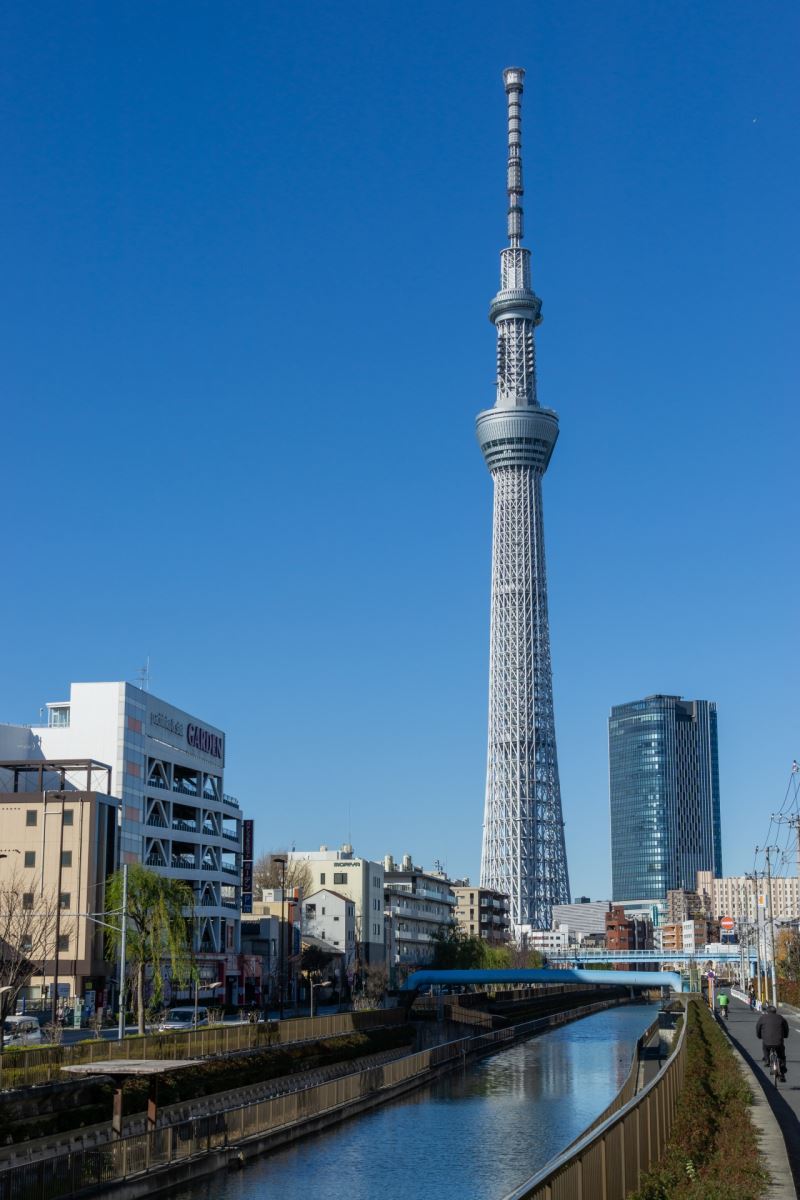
136;656;151;692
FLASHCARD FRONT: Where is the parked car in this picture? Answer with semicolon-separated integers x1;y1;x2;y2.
3;1015;44;1046
158;1006;209;1032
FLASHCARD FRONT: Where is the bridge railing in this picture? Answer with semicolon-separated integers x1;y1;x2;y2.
501;1004;687;1200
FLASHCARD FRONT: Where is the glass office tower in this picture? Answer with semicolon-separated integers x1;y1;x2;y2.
609;695;722;901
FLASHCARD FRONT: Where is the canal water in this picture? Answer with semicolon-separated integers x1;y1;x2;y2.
174;1003;657;1200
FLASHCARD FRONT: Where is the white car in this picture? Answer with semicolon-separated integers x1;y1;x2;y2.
158;1006;209;1032
3;1015;43;1046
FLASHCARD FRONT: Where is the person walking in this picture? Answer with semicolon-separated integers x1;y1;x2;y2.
756;1004;789;1081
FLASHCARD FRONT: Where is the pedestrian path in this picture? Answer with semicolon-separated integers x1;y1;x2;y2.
722;995;800;1194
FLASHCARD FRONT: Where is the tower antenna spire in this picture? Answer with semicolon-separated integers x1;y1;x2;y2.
476;68;570;934
503;67;525;248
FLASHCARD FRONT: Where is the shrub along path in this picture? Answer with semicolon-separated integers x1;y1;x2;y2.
630;999;768;1200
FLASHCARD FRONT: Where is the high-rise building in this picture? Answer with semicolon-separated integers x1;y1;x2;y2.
609;695;722;901
478;67;570;931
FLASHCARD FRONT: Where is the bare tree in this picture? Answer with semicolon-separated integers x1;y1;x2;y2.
253;852;312;897
0;869;64;1051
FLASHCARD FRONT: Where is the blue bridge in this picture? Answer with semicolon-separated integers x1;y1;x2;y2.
400;966;684;992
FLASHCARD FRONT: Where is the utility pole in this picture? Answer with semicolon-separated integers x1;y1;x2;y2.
747;872;763;1004
117;863;128;1041
763;846;778;1008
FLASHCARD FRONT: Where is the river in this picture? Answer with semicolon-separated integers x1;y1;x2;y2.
173;1002;657;1200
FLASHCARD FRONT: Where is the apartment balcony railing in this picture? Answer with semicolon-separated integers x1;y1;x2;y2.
222;793;239;809
222;829;240;842
146;777;168;791
171;857;196;871
221;864;239;876
145;814;167;828
146;854;166;868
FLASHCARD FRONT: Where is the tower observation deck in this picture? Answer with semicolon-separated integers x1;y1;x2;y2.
477;67;570;932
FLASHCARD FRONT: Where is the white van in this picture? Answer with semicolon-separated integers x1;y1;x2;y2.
158;1007;209;1032
3;1015;43;1046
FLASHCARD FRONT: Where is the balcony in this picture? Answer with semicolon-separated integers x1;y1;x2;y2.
221;863;239;876
146;814;167;828
171;856;196;871
146;854;166;868
173;781;199;798
146;776;168;791
222;829;240;842
222;793;239;809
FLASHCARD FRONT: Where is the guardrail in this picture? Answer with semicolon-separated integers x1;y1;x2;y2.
0;1026;514;1199
501;1005;687;1200
0;1010;406;1091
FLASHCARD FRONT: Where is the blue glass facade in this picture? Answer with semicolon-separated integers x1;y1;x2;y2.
609;695;722;901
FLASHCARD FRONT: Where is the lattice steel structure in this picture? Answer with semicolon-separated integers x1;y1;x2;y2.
478;68;570;932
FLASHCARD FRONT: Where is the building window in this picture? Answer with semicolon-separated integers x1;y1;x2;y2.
319;873;326;885
59;893;71;910
22;893;33;910
333;915;340;921
24;851;35;868
26;810;37;827
20;936;32;953
57;934;70;952
333;872;348;885
305;904;316;918
48;706;70;728
61;851;72;868
63;810;74;827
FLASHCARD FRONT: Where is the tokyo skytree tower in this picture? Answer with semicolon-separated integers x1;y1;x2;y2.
478;68;570;931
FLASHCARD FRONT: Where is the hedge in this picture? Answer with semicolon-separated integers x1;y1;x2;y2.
630;1000;769;1200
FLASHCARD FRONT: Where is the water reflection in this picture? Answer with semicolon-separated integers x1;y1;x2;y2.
172;1004;656;1200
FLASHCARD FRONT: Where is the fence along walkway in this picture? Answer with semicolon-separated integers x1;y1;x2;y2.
0;1009;405;1091
501;1005;688;1200
0;999;621;1200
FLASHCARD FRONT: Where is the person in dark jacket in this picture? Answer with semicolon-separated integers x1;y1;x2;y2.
756;1005;789;1079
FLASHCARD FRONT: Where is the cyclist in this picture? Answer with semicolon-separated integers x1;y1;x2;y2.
756;1004;789;1081
718;990;730;1020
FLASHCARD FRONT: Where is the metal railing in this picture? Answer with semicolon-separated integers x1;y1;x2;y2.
0;1025;515;1199
0;1010;406;1091
0;1000;637;1198
501;1006;687;1200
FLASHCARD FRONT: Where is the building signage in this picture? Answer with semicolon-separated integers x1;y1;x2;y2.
186;723;224;759
242;861;253;892
242;819;254;861
241;893;253;914
150;712;185;737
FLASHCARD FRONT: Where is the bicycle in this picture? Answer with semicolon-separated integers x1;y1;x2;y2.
768;1048;781;1087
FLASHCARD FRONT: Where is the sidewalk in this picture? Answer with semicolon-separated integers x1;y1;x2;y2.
721;994;800;1196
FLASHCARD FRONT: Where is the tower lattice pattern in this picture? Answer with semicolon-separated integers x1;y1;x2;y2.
477;68;570;931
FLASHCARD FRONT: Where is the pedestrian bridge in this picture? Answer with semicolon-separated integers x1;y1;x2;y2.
399;967;683;992
549;948;751;966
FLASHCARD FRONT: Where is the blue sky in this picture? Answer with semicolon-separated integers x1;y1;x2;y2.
2;2;797;899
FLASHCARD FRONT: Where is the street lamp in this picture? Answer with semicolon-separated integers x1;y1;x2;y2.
194;979;223;1028
273;856;287;1020
309;977;332;1019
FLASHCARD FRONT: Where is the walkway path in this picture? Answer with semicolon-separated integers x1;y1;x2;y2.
723;994;800;1195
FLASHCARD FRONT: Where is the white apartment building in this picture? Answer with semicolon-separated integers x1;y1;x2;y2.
696;870;800;924
288;845;385;967
525;928;570;957
303;889;356;976
2;681;243;1003
551;901;611;939
383;854;456;983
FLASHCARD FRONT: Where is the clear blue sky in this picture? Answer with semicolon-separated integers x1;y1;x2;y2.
2;2;797;900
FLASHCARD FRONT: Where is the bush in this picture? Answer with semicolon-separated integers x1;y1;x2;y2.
630;1000;769;1200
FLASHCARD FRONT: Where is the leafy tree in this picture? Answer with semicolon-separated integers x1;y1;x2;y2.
777;928;800;982
105;865;195;1033
0;868;64;1050
253;853;312;897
